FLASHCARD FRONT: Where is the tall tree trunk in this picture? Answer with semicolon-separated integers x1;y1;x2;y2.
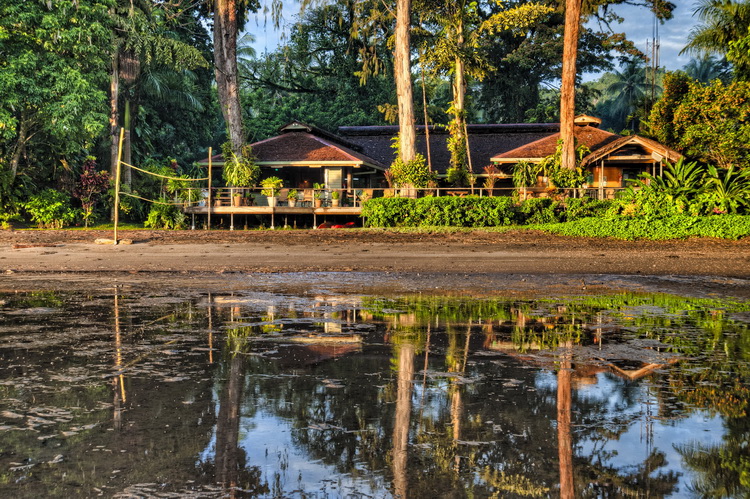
560;0;582;170
394;0;416;164
110;50;120;179
214;0;244;154
122;99;133;187
420;65;432;171
10;114;29;178
449;22;469;174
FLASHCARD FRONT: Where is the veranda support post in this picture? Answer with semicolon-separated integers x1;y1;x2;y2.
207;147;212;230
113;128;124;245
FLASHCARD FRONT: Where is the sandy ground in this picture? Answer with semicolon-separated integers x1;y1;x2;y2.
2;228;750;298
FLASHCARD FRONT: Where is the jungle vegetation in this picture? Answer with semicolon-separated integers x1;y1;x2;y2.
1;0;749;232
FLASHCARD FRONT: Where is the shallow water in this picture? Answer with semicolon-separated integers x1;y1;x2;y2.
1;284;749;498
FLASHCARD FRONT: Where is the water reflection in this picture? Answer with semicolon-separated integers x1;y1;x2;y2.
0;287;749;497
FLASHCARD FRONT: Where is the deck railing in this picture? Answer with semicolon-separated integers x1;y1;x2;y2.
182;185;627;209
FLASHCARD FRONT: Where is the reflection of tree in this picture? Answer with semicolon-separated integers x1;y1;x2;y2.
215;353;247;491
557;342;574;499
392;341;415;498
677;417;750;498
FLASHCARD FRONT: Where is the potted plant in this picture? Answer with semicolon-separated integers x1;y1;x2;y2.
222;143;259;205
331;190;341;207
261;176;284;207
287;188;299;207
313;182;325;208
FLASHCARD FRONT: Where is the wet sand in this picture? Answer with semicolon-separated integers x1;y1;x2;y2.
1;229;749;298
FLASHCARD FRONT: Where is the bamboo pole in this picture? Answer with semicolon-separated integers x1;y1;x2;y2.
113;128;124;245
207;147;212;230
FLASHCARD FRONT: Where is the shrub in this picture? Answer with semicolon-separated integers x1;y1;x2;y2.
23;189;80;228
361;196;519;227
518;198;561;224
144;200;186;229
531;215;750;240
561;198;615;221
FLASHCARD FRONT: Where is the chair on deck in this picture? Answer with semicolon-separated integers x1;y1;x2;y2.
278;188;289;206
302;188;314;207
357;189;374;206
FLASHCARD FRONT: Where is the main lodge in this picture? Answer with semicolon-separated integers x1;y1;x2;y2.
185;116;681;227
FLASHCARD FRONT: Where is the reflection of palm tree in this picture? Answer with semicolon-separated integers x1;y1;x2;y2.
677;438;750;497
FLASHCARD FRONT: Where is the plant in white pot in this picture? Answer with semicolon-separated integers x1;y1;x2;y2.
261;176;284;207
287;188;299;207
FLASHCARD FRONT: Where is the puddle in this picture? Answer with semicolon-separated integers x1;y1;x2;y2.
0;283;749;497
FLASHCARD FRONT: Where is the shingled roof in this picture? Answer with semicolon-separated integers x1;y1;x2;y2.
491;126;622;163
250;130;386;169
197;121;386;169
338;123;559;174
580;134;683;167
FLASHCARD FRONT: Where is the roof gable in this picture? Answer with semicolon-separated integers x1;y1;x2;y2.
581;135;683;166
250;131;386;169
491;126;621;163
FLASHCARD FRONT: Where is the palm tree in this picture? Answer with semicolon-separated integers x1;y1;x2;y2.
682;0;750;77
683;55;732;83
109;0;207;185
603;60;652;131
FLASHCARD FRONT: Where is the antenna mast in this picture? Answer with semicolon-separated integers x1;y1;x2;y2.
646;10;661;110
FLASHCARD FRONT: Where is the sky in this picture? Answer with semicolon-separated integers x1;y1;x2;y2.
245;1;702;75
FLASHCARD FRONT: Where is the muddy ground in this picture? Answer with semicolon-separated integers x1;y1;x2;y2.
1;228;750;299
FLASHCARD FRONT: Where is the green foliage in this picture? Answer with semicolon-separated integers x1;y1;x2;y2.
22;189;79;229
388;137;434;187
517;198;560;224
647;76;750;169
531;215;750;240
0;0;110;175
561;198;614;221
613;159;750;217
646;71;692;148
221;142;259;187
512;161;541;189
362;196;616;228
362;196;518;227
144;200;186;229
260;176;283;197
539;140;589;189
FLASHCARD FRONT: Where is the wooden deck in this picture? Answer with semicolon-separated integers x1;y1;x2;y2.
183;204;362;229
184;205;362;216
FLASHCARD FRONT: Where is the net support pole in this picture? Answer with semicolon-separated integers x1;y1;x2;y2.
207;147;212;230
113;128;125;245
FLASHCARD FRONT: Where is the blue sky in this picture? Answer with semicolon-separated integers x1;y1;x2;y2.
245;1;701;75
